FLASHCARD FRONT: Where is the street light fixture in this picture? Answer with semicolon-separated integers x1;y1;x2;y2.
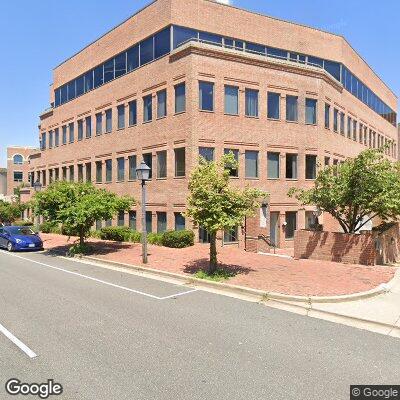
136;161;151;264
33;180;42;232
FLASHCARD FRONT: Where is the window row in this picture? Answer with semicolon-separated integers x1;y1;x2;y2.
324;103;397;158
42;83;186;150
202;81;318;123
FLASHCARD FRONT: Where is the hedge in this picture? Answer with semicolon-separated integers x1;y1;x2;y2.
161;230;194;248
147;232;163;245
40;221;60;234
99;226;132;242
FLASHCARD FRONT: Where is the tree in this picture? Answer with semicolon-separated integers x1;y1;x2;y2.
33;181;135;247
186;153;268;273
289;149;400;233
0;200;22;225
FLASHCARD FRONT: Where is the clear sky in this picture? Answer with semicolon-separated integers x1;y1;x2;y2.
0;0;398;167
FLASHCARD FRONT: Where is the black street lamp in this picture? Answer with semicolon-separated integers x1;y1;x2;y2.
33;180;42;232
136;161;151;263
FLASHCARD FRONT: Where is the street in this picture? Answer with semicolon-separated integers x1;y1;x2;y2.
0;250;399;400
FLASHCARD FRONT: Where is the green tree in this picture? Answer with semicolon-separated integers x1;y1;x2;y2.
0;200;22;225
289;149;400;233
186;153;268;273
34;181;135;247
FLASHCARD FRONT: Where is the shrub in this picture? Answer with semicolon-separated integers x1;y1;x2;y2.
89;230;102;239
68;242;90;256
99;226;132;242
13;220;34;227
161;230;194;248
128;230;142;243
147;232;163;245
40;221;59;233
61;225;80;237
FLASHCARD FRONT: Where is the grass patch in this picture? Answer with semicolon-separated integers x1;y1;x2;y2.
194;268;236;282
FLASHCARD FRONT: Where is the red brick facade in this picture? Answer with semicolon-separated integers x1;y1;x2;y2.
27;0;397;249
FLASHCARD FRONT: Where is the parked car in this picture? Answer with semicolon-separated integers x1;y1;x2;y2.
0;226;43;251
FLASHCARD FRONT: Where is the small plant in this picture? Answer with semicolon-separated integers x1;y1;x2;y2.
99;226;132;242
68;242;90;256
147;232;163;245
194;268;236;282
161;230;194;248
40;221;59;233
128;230;142;243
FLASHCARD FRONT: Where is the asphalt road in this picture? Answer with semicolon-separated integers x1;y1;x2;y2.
0;250;399;400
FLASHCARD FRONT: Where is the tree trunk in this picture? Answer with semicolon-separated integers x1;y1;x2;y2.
79;227;85;247
209;231;218;274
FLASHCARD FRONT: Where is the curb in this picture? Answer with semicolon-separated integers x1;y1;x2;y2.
57;252;394;305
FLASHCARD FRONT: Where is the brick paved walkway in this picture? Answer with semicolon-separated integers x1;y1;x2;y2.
40;233;396;297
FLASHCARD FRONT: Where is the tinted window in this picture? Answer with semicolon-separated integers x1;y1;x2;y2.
267;47;287;59
157;90;167;118
305;155;317;179
173;26;197;48
286;154;298;179
143;153;152;179
105;109;112;133
199;81;214;111
84;71;93;92
104;59;114;83
114;53;126;78
143;95;153;122
118;105;125;129
246;42;265;54
324;60;341;81
86;116;92;138
157;212;167;233
76;76;84;96
199;31;222;46
199;147;214;162
305;98;317;124
127;45;139;72
154;27;171;58
128;155;137;180
267;92;280;119
67;81;76;101
117;157;125;181
175;148;185;177
94;65;104;88
245;151;258;178
175;213;185;231
286;96;298;122
105;159;112;182
157;151;167;178
129;100;137;126
267;152;280;179
224;85;239;115
140;36;154;65
175;83;186;113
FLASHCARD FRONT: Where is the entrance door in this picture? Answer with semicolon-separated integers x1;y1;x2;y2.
270;212;279;247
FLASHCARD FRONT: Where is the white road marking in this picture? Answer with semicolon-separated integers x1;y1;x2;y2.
0;323;37;359
1;252;197;301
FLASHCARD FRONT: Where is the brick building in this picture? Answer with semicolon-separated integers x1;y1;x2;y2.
29;0;398;249
6;146;38;198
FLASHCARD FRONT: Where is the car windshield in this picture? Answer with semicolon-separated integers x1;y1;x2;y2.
6;227;36;236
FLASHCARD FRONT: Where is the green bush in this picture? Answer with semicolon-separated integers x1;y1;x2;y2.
128;230;142;243
61;225;80;237
13;220;34;227
147;232;163;245
161;230;194;248
40;221;59;233
89;230;102;239
99;226;132;242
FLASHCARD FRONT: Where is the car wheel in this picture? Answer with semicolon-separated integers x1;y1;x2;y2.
7;241;13;252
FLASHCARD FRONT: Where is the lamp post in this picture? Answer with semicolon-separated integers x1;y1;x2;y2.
136;161;151;264
33;180;42;232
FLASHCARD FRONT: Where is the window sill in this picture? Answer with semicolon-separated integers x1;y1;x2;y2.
142;120;153;124
174;111;186;116
199;109;214;113
245;177;259;180
128;124;137;128
128;179;138;182
117;127;125;132
286;120;299;124
174;175;186;179
305;123;317;126
267;117;280;121
156;116;167;121
267;177;280;180
285;178;298;181
156;177;167;180
245;115;259;119
223;242;239;245
116;180;125;183
305;178;316;181
224;113;239;117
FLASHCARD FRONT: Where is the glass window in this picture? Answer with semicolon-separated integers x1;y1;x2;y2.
140;36;154;65
69;165;74;182
60;85;68;104
146;211;153;233
128;155;137;180
324;103;330;129
340;112;345;135
143;95;153;122
353;120;357;141
69;122;74;143
267;47;287;59
246;42;265;54
86;163;91;182
54;128;59;147
94;65;104;88
286;154;298;179
347;116;352;138
95;220;102;231
199;81;214;111
76;76;84;97
267;92;280;119
77;164;83;182
333;109;338;132
49;131;53;148
100;57;113;81
129;211;137;230
86;116;92;138
127;45;139;72
305;155;317;179
305;98;317;124
324;157;330;167
117;211;125;227
13;172;23;182
307;56;323;67
224;227;238;243
105;219;112;227
41;132;46;150
114;53;126;78
199;147;214;162
286;96;298;122
96;113;102;135
245;151;258;178
175;148;186;177
143;153;152;179
224;85;239;115
245;89;259;117
78;120;83;141
175;83;186;113
174;213;185;231
62;167;67;181
84;71;93;92
157;90;167;118
129;100;137;126
117;157;125;181
67;81;76;101
62;126;67;145
13;154;23;165
105;109;112;133
105;159;112;182
267;152;280;179
117;105;125;129
324;60;341;81
285;212;297;239
154;27;171;59
224;149;239;177
173;26;197;48
157;151;167;178
199;31;222;46
157;212;167;233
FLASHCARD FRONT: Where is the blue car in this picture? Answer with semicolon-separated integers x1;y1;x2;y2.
0;226;43;252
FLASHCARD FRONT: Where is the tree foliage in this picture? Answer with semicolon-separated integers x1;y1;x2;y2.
0;200;22;225
186;153;268;273
33;181;135;246
289;149;400;233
